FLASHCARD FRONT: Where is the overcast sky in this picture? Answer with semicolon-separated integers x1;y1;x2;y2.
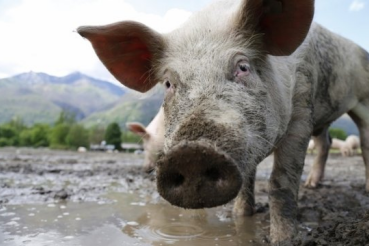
0;0;368;84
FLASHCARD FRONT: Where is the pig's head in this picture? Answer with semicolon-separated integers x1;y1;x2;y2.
78;0;314;209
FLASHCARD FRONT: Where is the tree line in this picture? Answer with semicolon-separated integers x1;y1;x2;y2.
0;111;349;150
0;111;141;150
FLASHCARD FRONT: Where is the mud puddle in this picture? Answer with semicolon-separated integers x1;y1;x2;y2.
1;148;369;245
0;192;270;246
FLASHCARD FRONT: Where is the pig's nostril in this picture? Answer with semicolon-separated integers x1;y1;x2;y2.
169;172;185;188
205;168;221;182
156;141;242;209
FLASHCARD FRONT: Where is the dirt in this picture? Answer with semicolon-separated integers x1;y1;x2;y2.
0;148;156;205
1;147;369;245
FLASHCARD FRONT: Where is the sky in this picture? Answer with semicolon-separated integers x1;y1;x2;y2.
0;0;368;85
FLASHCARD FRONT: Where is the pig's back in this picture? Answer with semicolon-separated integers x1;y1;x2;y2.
294;23;369;132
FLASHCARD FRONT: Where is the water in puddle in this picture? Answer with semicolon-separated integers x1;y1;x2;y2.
0;192;269;246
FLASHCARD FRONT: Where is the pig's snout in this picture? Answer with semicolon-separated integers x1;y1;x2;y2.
156;141;242;209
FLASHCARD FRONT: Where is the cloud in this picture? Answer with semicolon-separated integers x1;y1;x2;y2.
0;0;192;82
349;0;365;11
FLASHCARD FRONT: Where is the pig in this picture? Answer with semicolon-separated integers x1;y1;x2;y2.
330;138;346;155
341;135;361;157
306;133;363;187
77;146;87;153
331;138;345;149
126;107;165;172
77;0;369;243
307;139;316;154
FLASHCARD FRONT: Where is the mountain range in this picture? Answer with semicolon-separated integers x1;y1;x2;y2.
0;71;359;135
0;71;163;128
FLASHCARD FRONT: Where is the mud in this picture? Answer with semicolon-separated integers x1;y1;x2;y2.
1;147;369;245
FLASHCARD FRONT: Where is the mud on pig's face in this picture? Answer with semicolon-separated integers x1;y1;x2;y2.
156;46;281;208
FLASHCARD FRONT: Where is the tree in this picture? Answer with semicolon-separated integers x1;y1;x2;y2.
0;138;12;147
29;124;50;147
19;129;33;146
105;122;122;150
0;124;18;146
329;128;347;140
7;117;27;132
0;118;45;147
48;123;71;149
66;124;89;149
89;126;106;144
55;110;76;125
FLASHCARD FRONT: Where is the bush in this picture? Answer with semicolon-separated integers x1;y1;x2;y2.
19;130;33;146
30;124;50;147
0;125;17;139
0;137;13;147
0;125;19;146
329;128;347;140
49;123;71;149
66;124;89;149
105;122;122;150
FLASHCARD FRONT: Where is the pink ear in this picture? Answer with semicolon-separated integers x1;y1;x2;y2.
78;21;165;92
126;122;150;138
238;0;314;56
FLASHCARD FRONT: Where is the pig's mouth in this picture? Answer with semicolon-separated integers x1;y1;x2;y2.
156;141;242;209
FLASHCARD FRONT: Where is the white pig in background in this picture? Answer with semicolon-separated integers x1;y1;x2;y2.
307;139;316;154
341;135;361;157
330;138;346;155
126;107;164;172
78;0;369;243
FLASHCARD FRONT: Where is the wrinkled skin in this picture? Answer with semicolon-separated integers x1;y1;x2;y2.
127;107;165;172
78;0;369;243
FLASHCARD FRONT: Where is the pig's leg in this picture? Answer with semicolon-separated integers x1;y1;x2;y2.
233;168;256;216
304;126;331;188
348;101;369;192
269;120;311;243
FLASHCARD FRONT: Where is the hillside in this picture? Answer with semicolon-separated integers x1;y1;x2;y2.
0;72;125;125
82;87;164;129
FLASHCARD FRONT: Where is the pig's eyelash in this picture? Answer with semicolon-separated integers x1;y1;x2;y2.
141;67;156;91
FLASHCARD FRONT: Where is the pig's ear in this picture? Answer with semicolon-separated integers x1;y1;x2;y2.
126;122;150;139
78;21;165;92
236;0;314;56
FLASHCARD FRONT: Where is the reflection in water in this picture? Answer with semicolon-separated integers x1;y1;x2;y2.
0;192;269;246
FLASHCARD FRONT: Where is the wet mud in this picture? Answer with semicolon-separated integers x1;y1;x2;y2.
0;147;369;245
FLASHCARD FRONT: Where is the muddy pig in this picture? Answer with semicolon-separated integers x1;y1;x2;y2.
78;0;369;243
126;107;165;172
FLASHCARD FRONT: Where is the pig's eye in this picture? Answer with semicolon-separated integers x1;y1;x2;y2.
164;79;175;100
235;61;250;77
239;64;248;72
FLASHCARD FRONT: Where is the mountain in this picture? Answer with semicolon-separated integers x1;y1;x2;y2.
82;87;164;129
0;71;125;125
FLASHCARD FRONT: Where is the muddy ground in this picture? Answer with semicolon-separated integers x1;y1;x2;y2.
0;147;368;245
